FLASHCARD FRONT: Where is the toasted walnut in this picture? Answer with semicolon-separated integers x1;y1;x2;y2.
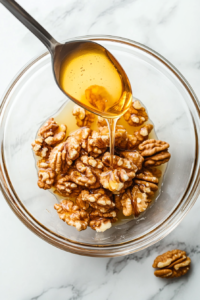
72;105;95;127
153;249;191;278
54;173;81;197
138;139;171;167
139;139;170;156
100;168;135;193
124;100;148;126
89;209;117;232
144;151;171;167
37;159;56;190
127;124;153;149
54;200;89;231
119;151;144;170
70;156;103;188
31;137;52;158
87;130;108;157
119;185;151;216
85;85;109;111
102;152;138;173
38;118;66;145
97;116;107;127
49;137;80;174
77;189;115;213
98;125;128;149
135;168;159;196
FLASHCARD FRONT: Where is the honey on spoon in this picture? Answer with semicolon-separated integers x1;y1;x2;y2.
1;0;132;167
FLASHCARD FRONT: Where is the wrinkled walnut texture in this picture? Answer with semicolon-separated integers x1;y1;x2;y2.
33;101;171;232
123;100;148;126
153;249;191;278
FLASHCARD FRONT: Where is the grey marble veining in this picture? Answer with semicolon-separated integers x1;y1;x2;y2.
0;0;200;299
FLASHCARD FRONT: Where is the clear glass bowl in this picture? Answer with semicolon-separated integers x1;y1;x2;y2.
0;35;200;257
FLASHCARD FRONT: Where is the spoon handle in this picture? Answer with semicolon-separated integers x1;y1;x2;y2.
0;0;59;53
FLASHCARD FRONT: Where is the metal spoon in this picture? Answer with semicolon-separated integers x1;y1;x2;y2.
0;0;131;117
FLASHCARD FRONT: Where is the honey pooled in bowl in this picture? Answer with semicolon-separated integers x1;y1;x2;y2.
31;99;171;232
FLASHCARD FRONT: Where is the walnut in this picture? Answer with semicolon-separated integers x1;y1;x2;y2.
31;137;52;158
119;151;144;170
87;130;108;157
98;125;128;149
38;118;66;145
77;189;115;213
138;139;171;167
144;151;171;167
37;159;56;190
54;200;89;231
54;173;81;197
102;152;138;174
70;155;104;188
72;105;95;127
127;124;153;149
123;100;148;126
153;249;191;278
134;168;159;196
49;137;79;173
139;139;170;156
100;168;135;193
97;116;107;127
89;209;117;232
118;185;151;216
85;85;108;111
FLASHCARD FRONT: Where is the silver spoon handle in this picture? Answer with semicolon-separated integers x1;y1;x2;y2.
0;0;59;53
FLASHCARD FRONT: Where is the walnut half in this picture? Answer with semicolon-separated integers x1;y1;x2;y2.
54;200;89;231
138;139;171;167
72;105;95;127
153;249;191;278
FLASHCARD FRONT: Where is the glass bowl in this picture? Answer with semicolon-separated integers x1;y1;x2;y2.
0;35;200;257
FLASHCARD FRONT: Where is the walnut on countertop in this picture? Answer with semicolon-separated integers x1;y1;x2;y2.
123;100;148;126
116;185;151;217
89;208;117;232
153;249;191;278
134;168;159;197
77;189;115;213
37;159;56;190
54;199;89;231
138;139;171;167
72;105;95;127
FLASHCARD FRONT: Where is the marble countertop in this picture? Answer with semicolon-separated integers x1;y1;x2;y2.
0;0;200;299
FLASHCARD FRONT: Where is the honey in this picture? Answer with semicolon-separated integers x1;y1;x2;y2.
59;42;132;119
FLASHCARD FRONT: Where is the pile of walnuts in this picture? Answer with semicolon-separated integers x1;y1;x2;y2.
32;100;171;232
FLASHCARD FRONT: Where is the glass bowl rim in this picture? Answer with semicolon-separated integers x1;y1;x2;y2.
0;34;200;257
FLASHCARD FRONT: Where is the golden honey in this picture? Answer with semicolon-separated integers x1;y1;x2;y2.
59;42;132;119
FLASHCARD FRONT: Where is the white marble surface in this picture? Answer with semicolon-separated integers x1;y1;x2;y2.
0;0;200;299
